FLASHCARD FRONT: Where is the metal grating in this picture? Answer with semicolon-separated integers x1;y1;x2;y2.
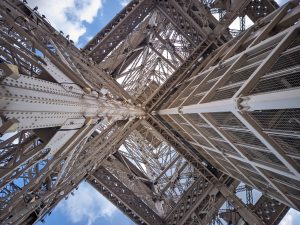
251;70;300;94
211;138;239;155
209;112;246;128
211;86;240;101
191;134;211;148
199;126;223;140
287;36;300;50
208;66;230;81
185;113;206;124
182;94;204;106
271;135;300;162
240;145;286;167
270;47;300;73
250;109;300;133
225;63;258;86
175;81;193;100
226;129;267;148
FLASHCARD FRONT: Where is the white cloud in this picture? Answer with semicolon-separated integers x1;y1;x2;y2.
27;0;103;43
281;213;293;225
85;35;94;42
276;0;289;6
120;0;130;7
58;182;117;225
279;209;300;225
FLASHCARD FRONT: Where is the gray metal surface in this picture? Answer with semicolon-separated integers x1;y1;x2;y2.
0;0;298;224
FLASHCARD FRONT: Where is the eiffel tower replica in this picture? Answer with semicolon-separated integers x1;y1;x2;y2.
0;0;300;224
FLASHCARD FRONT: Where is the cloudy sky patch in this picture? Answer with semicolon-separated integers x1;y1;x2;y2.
27;0;103;43
58;182;117;225
120;0;131;7
27;0;299;224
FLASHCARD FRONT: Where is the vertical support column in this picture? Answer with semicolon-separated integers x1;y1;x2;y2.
232;27;300;177
219;185;263;225
157;19;300;211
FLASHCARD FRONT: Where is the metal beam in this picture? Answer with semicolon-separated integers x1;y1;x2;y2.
157;11;300;211
83;0;155;62
218;184;263;225
89;166;163;225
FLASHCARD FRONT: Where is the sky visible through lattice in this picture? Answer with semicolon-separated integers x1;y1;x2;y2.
17;0;299;224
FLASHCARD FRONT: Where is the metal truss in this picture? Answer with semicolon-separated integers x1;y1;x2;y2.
83;0;155;63
158;1;300;210
120;130;196;203
0;0;142;223
88;166;164;225
1;0;299;225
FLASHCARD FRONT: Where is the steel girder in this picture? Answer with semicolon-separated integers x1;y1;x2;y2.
0;0;135;101
146;115;219;181
83;0;155;63
106;10;193;98
101;153;160;212
111;117;203;214
245;0;279;22
98;16;152;78
147;115;266;225
0;125;95;224
156;0;211;46
144;40;217;111
0;0;297;225
251;195;289;225
0;0;144;223
82;0;281;105
0;118;140;224
157;2;300;210
88;166;164;225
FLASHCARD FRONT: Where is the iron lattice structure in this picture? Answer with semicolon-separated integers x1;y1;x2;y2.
0;0;299;224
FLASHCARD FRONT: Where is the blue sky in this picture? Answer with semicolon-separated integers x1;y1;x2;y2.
36;181;300;225
36;182;134;225
26;0;300;224
28;1;135;224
